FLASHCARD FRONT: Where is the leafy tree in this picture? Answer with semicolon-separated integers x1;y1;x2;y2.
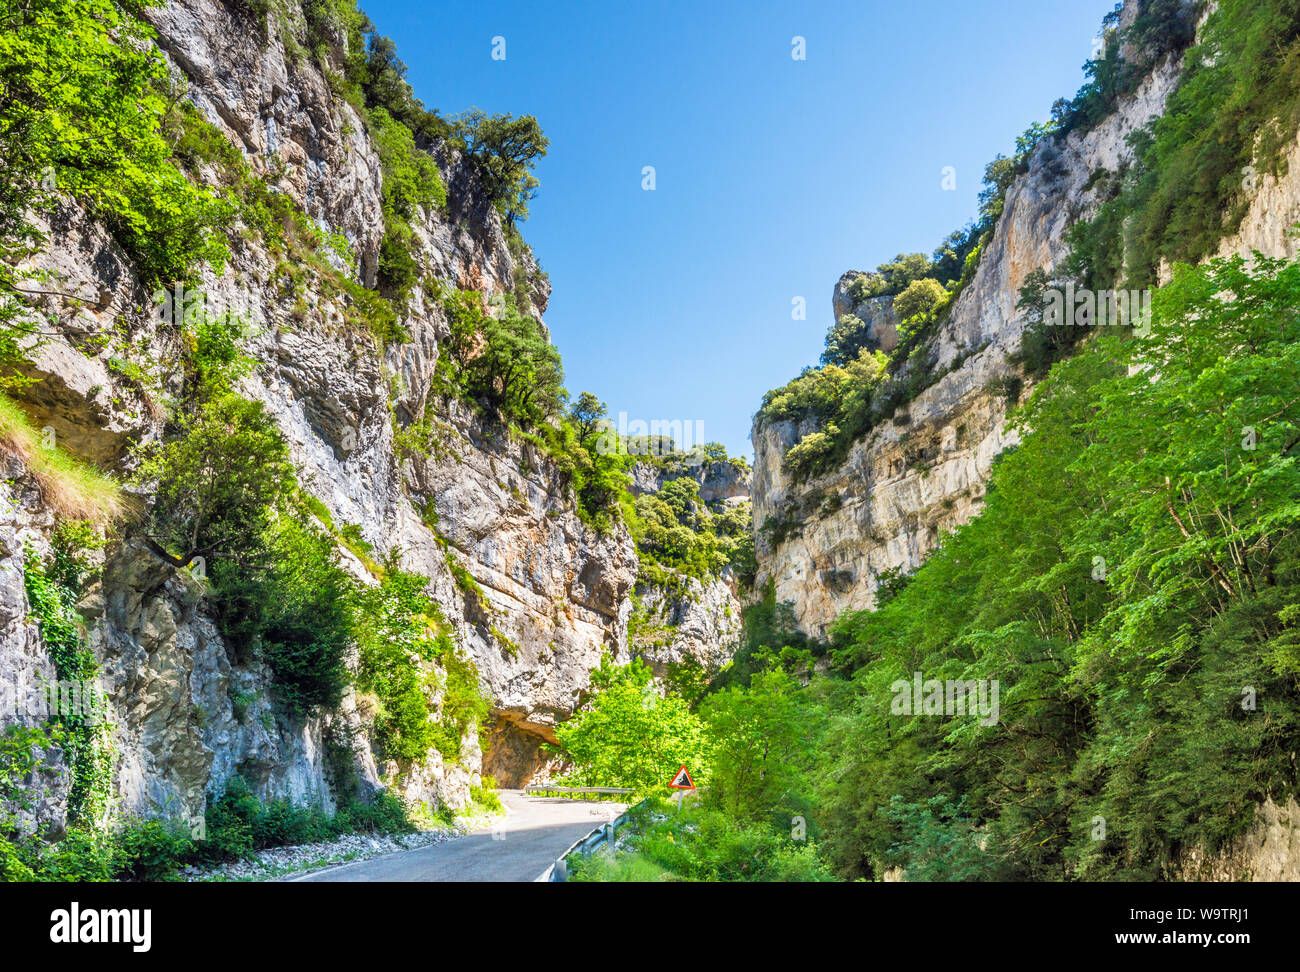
228;516;354;715
978;154;1017;224
136;393;295;571
568;391;607;441
352;568;488;764
435;289;563;426
699;669;820;824
893;278;947;322
821;314;870;366
451;109;549;224
553;657;710;791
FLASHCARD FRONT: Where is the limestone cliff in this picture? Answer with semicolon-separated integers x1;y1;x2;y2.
0;0;638;830
753;0;1214;636
625;459;749;679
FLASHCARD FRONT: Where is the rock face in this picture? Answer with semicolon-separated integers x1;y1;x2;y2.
624;460;750;678
0;0;634;828
753;1;1190;637
628;459;752;505
630;571;743;679
1169;799;1300;882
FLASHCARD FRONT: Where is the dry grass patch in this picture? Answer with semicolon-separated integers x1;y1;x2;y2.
0;394;125;525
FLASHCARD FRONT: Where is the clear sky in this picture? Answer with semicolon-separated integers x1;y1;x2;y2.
365;0;1120;461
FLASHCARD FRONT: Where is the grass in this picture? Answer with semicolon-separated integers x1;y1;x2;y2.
569;849;679;882
0;394;124;525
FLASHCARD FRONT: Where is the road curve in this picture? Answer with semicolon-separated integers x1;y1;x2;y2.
289;790;626;882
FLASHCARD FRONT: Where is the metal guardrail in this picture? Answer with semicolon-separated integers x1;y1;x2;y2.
523;785;635;797
534;798;642;883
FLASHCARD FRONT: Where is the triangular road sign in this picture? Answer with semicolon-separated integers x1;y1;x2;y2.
668;765;694;789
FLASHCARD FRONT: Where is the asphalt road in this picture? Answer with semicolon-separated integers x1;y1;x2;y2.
289;790;626;882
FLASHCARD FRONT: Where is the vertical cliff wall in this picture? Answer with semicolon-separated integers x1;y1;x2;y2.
750;1;1242;637
0;0;639;829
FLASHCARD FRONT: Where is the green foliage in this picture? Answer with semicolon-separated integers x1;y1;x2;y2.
821;314;870;367
1008;267;1086;379
1;724;57;880
303;0;453;143
552;657;710;792
23;532;114;829
0;0;233;280
352;568;490;765
784;425;840;481
698;669;821;826
884;795;1005;881
816;254;1300;880
569;797;834;883
0;0;233;387
450;109;550;224
1063;0;1300;289
193;776;414;867
138;392;296;571
428;292;633;531
245;517;355;715
137;373;353;715
434;288;564;428
892;278;947;323
760;349;888;481
710;581;826;693
1055;0;1201;140
370;106;446;296
468;780;504;814
629;479;749;581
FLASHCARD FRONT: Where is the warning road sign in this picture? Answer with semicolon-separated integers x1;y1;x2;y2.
668;766;694;790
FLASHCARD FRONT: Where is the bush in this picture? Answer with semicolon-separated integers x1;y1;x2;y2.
572;799;835;882
113;817;196;881
552;657;710;792
893;278;947;322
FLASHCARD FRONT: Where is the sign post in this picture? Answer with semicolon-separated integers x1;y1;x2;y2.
668;765;695;812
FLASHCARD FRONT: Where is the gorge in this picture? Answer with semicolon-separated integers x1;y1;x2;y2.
3;0;1300;883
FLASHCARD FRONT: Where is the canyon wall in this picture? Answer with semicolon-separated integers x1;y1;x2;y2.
751;0;1253;637
0;0;639;828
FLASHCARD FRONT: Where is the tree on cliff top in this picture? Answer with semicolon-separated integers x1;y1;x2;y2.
451;109;549;225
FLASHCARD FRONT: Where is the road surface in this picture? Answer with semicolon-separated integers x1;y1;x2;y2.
290;789;626;882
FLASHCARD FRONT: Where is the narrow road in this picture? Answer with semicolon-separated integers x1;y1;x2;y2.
289;789;626;882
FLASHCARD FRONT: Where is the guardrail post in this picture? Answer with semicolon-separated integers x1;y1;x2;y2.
553;857;567;882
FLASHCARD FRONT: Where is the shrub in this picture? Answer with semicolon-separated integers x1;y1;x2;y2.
893;278;947;322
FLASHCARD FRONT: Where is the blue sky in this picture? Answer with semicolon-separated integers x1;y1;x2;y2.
366;0;1119;461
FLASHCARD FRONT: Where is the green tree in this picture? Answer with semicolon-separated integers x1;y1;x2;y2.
699;669;820;823
352;568;488;764
893;278;947;322
568;391;608;441
553;657;710;791
451;109;549;224
822;314;870;366
137;393;295;570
